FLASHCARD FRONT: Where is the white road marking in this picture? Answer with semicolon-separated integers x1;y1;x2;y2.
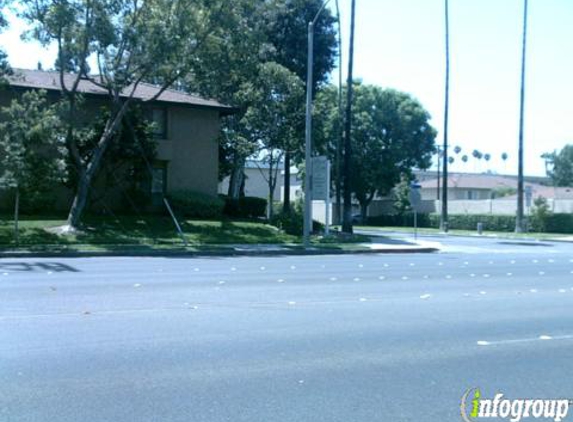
507;273;513;276
194;268;200;272
479;291;487;295
532;259;539;263
510;260;516;264
559;289;566;293
218;281;226;285
446;275;452;279
420;294;431;300
402;276;409;280
409;263;415;267
378;276;385;280
359;298;367;302
548;259;555;263
358;264;364;268
476;334;573;347
483;274;490;278
133;283;141;288
277;279;285;283
288;301;296;306
530;289;538;293
470;274;476;278
329;277;337;281
353;278;360;282
260;266;266;271
290;266;296;270
231;267;237;271
539;271;545;276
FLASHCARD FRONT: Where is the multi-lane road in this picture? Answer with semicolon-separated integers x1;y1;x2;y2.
2;235;573;421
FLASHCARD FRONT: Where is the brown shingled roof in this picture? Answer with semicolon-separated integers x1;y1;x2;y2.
5;69;236;114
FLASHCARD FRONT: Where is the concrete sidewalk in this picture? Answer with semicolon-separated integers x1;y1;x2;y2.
0;238;439;259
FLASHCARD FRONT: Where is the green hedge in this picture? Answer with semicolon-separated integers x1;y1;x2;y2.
167;191;224;219
367;212;573;234
222;196;267;219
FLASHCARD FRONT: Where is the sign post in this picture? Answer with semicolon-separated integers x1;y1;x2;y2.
409;182;422;241
312;156;330;235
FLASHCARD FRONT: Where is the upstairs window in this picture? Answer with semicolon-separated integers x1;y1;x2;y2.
151;108;168;139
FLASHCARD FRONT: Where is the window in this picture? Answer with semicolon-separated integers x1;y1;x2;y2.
151;165;167;195
151;108;168;139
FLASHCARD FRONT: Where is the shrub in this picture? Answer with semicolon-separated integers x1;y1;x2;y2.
167;191;224;219
530;197;552;232
222;196;267;219
270;209;324;236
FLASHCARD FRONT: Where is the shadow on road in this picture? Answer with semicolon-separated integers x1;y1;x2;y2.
0;262;80;273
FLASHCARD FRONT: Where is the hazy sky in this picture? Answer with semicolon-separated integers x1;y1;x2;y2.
1;1;572;177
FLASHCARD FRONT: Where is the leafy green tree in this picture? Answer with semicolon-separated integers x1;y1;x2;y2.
393;176;412;217
263;0;338;212
543;145;573;187
188;1;270;198
21;0;233;229
240;62;304;219
0;90;63;243
0;0;13;82
316;83;437;220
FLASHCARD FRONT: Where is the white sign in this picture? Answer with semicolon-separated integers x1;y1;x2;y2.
312;156;329;201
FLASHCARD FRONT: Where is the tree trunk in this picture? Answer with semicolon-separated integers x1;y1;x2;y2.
13;187;19;245
283;150;291;213
360;202;368;224
342;0;356;234
268;160;274;220
228;153;245;199
66;105;128;228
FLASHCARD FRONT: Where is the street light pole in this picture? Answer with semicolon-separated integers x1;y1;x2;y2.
303;0;331;248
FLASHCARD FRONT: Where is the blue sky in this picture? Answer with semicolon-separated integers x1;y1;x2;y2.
1;1;572;177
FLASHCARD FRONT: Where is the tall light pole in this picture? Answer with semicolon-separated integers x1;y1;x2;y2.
304;0;331;248
440;0;450;233
516;0;529;233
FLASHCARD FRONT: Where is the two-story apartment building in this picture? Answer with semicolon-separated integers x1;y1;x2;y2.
0;69;234;211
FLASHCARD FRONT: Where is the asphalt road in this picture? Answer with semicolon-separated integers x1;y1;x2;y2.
2;237;573;421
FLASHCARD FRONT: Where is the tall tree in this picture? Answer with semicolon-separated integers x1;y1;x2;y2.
21;0;232;230
316;84;437;220
263;0;338;212
239;62;304;219
0;90;63;243
0;0;12;82
516;0;529;232
440;0;451;232
542;145;573;187
342;0;356;234
189;0;269;199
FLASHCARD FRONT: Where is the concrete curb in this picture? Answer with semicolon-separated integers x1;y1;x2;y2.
0;245;439;259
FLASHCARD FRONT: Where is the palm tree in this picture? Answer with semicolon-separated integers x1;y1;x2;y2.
342;0;356;233
516;0;529;232
440;0;450;232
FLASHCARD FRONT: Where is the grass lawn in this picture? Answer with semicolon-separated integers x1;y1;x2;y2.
353;225;572;240
0;215;370;252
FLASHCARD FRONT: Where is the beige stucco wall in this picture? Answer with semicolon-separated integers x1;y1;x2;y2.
161;107;220;196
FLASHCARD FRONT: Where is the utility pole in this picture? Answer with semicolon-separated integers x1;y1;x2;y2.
342;0;356;234
303;0;331;247
440;0;450;233
516;0;529;233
